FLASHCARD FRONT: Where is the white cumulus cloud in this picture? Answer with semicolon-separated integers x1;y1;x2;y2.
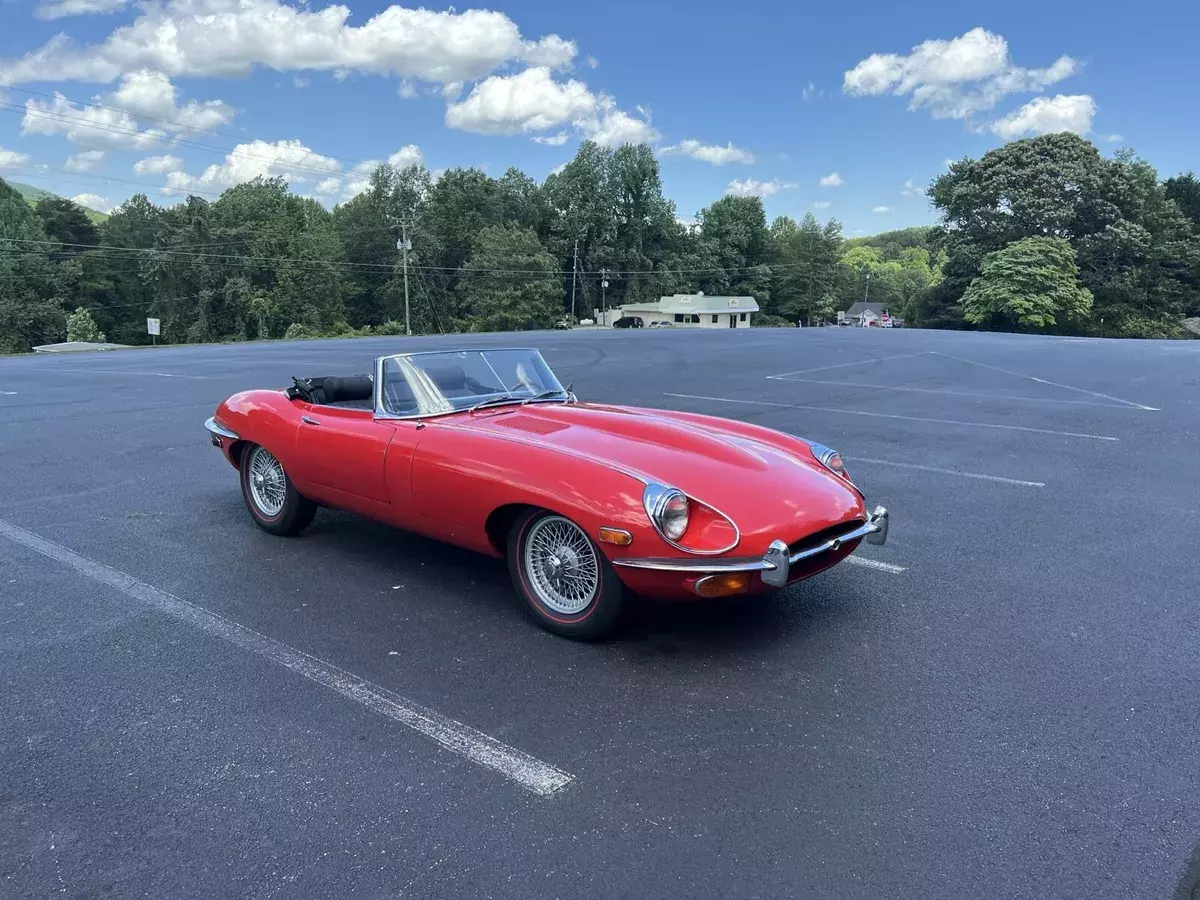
445;67;596;135
532;131;568;146
445;67;656;147
724;178;796;199
20;74;233;151
65;149;106;172
0;0;575;92
812;200;831;209
133;154;184;175
843;27;1077;121
164;138;342;195
70;192;113;212
819;172;843;187
1103;133;1124;143
110;70;236;132
872;205;890;213
659;139;755;165
990;94;1095;139
900;177;926;197
0;147;31;170
34;0;128;20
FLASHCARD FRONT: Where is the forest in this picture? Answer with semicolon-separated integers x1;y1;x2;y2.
2;131;1199;353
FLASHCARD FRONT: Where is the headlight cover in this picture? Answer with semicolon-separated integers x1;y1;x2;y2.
643;483;691;542
808;441;849;479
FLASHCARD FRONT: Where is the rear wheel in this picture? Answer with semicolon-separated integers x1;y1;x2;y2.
239;443;317;536
507;509;625;640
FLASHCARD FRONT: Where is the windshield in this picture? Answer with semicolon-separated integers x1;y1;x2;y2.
378;349;566;417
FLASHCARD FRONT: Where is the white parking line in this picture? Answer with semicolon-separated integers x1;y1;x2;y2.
0;518;574;798
928;351;1159;411
846;456;1046;487
1;391;16;395
845;556;907;574
767;351;929;378
45;367;207;379
662;393;1120;442
770;377;1140;409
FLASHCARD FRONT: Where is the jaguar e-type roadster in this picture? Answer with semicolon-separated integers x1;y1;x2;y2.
204;348;889;639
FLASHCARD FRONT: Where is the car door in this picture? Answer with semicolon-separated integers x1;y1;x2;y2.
289;404;398;505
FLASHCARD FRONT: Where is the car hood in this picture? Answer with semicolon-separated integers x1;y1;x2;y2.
462;401;866;550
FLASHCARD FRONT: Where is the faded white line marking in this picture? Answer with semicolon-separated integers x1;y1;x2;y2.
662;392;1119;442
1;391;16;395
770;376;1137;409
0;519;573;797
45;367;207;379
767;351;929;378
846;456;1045;487
845;556;907;574
928;351;1158;411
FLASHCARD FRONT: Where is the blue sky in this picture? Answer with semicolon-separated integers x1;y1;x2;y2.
0;0;1196;234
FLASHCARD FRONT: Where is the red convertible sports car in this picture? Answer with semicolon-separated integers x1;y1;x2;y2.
205;348;889;639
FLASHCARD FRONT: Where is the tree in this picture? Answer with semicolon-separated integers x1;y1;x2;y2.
961;237;1093;330
66;307;106;342
457;225;560;331
928;133;1199;335
1165;172;1200;230
34;196;100;251
0;177;67;352
770;213;844;323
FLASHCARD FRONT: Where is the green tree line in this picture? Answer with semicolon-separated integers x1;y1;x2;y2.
2;132;1198;353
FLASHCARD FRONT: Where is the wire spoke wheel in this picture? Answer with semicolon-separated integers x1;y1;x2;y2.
247;446;287;518
523;515;600;615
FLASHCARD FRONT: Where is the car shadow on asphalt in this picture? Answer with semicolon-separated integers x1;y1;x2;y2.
288;506;871;656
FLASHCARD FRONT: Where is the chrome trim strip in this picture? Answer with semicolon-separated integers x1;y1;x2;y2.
204;416;240;440
613;508;889;577
641;481;741;556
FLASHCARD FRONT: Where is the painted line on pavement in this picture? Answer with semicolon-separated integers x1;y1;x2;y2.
662;392;1120;442
845;556;907;574
845;456;1046;487
766;351;929;378
769;376;1140;410
927;351;1159;411
0;518;574;798
44;367;207;379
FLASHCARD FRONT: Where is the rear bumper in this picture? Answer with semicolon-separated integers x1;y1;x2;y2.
612;506;889;594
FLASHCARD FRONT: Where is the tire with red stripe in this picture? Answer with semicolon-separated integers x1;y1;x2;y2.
506;508;625;640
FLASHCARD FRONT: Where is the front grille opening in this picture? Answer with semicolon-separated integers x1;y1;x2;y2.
788;518;866;556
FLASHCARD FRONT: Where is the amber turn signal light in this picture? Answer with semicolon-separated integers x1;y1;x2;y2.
598;527;633;546
693;572;751;598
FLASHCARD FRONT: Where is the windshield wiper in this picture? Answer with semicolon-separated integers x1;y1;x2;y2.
467;393;519;414
520;388;569;406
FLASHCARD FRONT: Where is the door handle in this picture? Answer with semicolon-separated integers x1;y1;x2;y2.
302;415;321;426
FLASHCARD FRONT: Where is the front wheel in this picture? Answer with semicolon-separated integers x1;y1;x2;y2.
507;509;625;640
239;443;317;536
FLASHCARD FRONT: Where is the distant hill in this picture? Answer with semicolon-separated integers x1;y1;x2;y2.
7;180;110;224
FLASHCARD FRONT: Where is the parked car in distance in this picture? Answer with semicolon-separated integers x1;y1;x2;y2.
554;317;572;330
579;318;594;325
650;321;673;328
613;316;643;328
204;348;889;640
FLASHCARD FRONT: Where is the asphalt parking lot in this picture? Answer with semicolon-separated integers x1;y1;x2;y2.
3;325;1199;900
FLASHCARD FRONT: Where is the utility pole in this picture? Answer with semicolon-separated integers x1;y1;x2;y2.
601;269;608;322
398;223;412;336
570;239;579;320
864;271;871;304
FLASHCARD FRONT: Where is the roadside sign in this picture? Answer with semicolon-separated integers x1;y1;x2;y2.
146;318;161;336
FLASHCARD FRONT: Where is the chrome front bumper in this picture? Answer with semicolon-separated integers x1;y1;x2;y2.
205;416;240;445
612;506;889;587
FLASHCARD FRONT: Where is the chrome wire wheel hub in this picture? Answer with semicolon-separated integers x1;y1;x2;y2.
247;446;287;517
523;516;600;615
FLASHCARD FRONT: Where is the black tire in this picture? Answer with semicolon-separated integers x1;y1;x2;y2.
507;508;625;640
239;443;317;536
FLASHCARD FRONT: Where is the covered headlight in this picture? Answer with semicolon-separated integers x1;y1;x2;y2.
643;483;691;542
809;441;849;479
